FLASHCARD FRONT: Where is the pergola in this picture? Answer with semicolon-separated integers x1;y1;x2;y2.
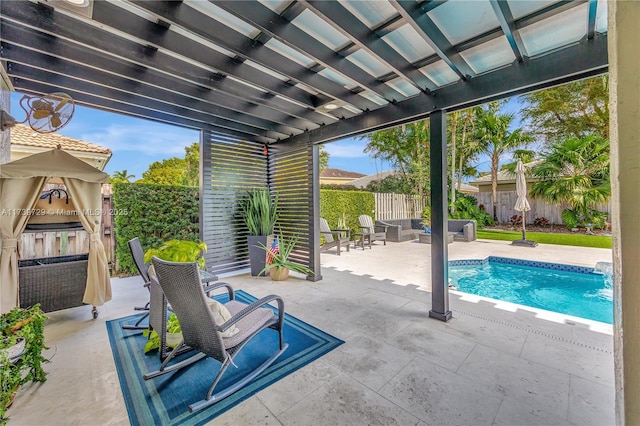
4;0;638;421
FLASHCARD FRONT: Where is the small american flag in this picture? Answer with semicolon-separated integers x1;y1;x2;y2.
266;236;279;265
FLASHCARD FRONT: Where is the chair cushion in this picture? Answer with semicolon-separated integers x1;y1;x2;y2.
205;298;239;338
222;300;274;349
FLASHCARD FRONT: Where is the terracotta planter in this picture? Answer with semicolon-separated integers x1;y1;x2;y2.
269;267;289;281
7;385;19;409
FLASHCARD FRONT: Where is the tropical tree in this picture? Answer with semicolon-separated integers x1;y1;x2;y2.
475;102;533;220
141;142;199;187
110;169;134;184
362;120;430;197
364;173;411;194
520;75;609;142
530;135;610;227
449;107;481;212
499;149;537;173
319;145;330;172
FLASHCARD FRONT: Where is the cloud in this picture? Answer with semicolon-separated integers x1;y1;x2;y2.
80;123;199;156
323;138;368;158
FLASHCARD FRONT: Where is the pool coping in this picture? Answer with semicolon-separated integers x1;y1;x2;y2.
449;255;604;275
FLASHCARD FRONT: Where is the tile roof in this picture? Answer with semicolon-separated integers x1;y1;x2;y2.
10;124;112;155
349;170;397;188
320;168;366;179
468;160;543;186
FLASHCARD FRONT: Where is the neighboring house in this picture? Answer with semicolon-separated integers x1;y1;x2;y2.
467;160;543;193
350;170;478;195
468;161;609;224
349;170;397;189
319;168;365;186
10;124;112;170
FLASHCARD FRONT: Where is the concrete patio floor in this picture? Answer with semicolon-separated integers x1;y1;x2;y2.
9;239;614;425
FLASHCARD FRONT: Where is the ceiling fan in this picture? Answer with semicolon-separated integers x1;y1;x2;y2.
0;92;75;133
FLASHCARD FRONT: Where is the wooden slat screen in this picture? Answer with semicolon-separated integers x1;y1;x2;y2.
200;131;267;275
269;143;315;277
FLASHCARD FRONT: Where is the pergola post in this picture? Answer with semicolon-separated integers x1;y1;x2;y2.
309;143;322;281
429;110;451;322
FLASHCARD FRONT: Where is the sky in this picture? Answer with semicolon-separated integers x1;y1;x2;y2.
9;92;525;181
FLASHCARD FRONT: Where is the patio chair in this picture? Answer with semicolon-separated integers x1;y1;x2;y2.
358;215;388;246
144;257;288;413
122;237;151;330
319;217;350;255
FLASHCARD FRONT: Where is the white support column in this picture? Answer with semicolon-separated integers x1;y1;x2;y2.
609;1;640;424
0;67;11;164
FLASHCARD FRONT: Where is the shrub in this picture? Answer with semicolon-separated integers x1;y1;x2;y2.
320;184;359;191
585;209;608;230
450;193;494;228
510;215;523;226
561;208;580;229
113;183;200;274
533;216;550;227
319;189;375;237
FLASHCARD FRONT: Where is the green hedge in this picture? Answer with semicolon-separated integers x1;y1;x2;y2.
319;189;375;237
113;186;374;272
113;183;200;274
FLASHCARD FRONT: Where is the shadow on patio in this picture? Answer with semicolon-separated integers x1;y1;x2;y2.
9;240;613;425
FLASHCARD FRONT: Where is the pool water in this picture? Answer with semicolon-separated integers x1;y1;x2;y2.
449;258;613;324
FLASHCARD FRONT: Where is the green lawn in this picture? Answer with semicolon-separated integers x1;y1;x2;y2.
477;229;612;249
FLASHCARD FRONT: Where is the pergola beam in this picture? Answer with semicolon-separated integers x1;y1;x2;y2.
211;0;406;102
587;0;599;39
391;0;475;80
90;1;329;111
281;35;608;146
0;24;308;133
302;0;433;92
129;1;378;112
3;49;294;139
489;0;527;62
0;3;334;127
8;66;281;141
10;79;272;143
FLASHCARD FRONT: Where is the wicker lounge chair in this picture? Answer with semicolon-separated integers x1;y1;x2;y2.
144;257;288;413
122;237;151;330
358;215;388;246
319;217;350;255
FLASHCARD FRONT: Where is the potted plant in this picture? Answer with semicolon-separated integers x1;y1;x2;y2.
421;207;431;234
258;233;314;281
240;188;279;276
143;239;207;271
143;313;182;353
0;305;48;423
141;239;207;353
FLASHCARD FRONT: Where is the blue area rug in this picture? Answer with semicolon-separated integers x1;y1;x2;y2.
106;290;343;426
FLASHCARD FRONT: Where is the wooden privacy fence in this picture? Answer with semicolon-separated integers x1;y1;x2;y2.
375;193;428;220
474;191;611;224
18;184;116;270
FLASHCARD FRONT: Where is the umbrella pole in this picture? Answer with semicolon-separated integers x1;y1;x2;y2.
522;211;526;240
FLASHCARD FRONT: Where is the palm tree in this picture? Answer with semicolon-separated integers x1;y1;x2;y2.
449;108;479;213
111;169;135;184
475;103;533;220
530;135;610;221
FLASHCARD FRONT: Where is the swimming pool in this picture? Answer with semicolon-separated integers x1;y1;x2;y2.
448;257;613;324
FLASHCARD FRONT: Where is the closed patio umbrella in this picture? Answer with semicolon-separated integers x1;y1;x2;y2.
512;159;537;247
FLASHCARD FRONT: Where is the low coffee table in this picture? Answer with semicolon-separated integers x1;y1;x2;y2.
418;233;454;244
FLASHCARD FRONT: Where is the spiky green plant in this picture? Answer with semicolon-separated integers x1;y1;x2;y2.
257;233;314;277
240;188;279;236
